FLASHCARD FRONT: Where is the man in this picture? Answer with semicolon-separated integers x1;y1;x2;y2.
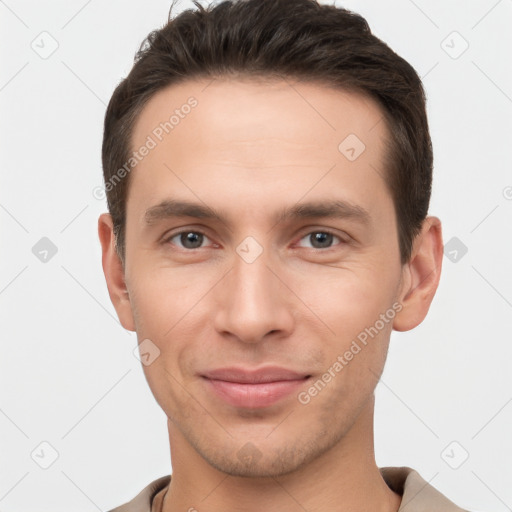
98;0;470;510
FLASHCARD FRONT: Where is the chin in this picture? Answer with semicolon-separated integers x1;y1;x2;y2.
206;453;302;479
195;434;331;479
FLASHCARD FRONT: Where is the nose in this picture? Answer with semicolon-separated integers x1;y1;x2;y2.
213;246;295;344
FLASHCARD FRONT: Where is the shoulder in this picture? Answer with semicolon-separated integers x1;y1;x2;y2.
106;475;171;512
380;466;472;511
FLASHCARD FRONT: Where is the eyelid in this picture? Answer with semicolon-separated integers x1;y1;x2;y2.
293;227;349;249
162;227;215;249
162;226;350;251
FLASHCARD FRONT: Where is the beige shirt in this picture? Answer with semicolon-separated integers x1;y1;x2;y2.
108;466;470;511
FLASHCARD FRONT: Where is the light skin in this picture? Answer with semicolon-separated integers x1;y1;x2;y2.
99;77;443;512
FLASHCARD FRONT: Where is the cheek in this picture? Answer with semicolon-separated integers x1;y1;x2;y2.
129;275;198;415
298;259;399;402
127;264;207;333
128;268;214;373
307;263;399;343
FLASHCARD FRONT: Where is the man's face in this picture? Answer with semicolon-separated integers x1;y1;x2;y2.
121;78;405;476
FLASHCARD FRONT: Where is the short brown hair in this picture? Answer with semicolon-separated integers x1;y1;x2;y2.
102;0;432;265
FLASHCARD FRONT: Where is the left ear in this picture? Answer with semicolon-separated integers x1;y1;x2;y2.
393;216;443;332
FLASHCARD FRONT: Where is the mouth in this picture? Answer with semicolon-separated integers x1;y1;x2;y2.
201;366;311;409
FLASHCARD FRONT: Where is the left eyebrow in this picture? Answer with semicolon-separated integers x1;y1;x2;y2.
143;198;371;227
275;199;371;226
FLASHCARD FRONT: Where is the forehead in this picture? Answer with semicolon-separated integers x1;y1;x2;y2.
127;77;392;223
132;77;387;155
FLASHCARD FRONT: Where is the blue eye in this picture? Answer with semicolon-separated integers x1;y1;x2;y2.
167;231;211;249
163;229;344;251
296;231;342;249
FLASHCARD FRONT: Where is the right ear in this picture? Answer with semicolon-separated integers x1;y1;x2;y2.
97;213;136;332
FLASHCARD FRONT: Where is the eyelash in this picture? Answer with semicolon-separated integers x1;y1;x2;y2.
162;228;348;251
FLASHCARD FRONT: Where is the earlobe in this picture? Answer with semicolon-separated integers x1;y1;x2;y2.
392;216;443;332
97;213;136;332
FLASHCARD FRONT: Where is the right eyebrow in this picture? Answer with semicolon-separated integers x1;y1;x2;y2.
144;199;224;225
143;198;371;227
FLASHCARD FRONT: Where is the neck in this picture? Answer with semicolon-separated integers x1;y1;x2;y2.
162;396;401;512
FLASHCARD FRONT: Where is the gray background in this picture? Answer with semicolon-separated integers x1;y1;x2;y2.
1;0;511;510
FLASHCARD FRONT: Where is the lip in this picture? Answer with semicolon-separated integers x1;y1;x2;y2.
201;366;311;409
